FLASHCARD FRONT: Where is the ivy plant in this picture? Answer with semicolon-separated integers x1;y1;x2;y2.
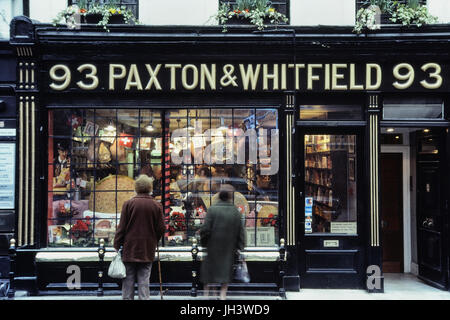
389;1;438;26
214;0;288;32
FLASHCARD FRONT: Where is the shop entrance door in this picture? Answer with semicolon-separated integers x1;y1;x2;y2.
380;153;404;273
297;129;365;288
416;129;448;289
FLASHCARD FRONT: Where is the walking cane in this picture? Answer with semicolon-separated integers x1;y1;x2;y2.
157;244;163;300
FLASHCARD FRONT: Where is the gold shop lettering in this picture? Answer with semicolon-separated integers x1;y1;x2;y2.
48;62;444;92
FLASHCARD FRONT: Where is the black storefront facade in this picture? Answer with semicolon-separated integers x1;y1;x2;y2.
0;37;16;297
5;15;450;296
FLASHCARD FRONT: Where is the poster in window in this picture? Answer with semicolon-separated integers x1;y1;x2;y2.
349;157;355;181
348;135;355;154
0;143;15;209
83;121;99;136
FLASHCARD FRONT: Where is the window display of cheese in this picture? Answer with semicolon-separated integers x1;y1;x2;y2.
256;205;278;227
94;219;117;240
211;190;249;216
88;174;135;213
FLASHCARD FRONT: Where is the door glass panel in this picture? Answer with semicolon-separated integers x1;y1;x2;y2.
304;134;357;234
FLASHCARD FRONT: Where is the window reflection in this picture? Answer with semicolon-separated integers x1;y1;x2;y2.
47;108;279;247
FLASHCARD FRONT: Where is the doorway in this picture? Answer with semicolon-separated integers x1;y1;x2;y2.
380;127;449;289
380;144;411;273
380;152;404;272
297;128;366;289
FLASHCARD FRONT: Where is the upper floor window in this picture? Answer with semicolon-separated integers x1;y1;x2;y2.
219;0;290;20
68;0;139;19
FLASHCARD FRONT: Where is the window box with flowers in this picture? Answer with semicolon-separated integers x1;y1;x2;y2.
354;0;437;34
215;0;288;32
389;0;437;27
52;0;139;32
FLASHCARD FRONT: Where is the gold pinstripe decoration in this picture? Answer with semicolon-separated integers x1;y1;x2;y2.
16;45;37;246
24;97;29;245
31;97;36;244
17;95;36;247
369;95;380;247
18;62;36;90
286;95;295;246
16;47;33;57
18;97;24;246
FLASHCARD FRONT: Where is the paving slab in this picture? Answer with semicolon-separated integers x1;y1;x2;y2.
6;273;450;300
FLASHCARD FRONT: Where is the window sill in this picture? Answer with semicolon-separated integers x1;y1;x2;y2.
34;247;280;262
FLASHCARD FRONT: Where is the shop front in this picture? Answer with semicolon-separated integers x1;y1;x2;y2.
0;39;16;296
7;16;450;295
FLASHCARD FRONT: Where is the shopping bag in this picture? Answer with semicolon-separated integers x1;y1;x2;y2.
233;256;250;283
108;251;126;279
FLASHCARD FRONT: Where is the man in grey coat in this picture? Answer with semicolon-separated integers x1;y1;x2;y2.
200;185;246;300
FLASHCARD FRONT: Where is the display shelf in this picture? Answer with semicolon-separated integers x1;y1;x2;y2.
69;166;115;171
314;200;333;208
315;212;331;220
306;150;335;156
305;167;332;171
304;135;349;233
305;181;333;190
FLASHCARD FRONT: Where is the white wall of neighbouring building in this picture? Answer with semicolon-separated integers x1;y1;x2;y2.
1;0;450;38
0;0;22;39
427;0;450;24
29;0;67;24
290;0;356;26
140;0;218;25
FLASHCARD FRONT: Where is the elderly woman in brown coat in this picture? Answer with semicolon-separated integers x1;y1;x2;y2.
200;185;246;300
114;174;165;300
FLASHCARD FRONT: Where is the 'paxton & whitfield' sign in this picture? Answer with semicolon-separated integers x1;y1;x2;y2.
45;62;448;93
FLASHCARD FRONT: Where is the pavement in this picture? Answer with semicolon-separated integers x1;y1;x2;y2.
6;273;450;300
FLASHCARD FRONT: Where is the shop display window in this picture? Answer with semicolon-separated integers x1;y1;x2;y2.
304;134;357;234
47;107;279;248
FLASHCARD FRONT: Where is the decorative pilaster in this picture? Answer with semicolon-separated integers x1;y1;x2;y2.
367;93;383;293
369;95;380;248
17;94;37;247
11;16;38;247
285;94;295;247
283;94;300;291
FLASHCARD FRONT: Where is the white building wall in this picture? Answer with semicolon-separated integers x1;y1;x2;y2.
0;0;22;39
1;0;450;35
427;0;450;24
29;0;67;23
290;0;355;26
139;0;218;26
